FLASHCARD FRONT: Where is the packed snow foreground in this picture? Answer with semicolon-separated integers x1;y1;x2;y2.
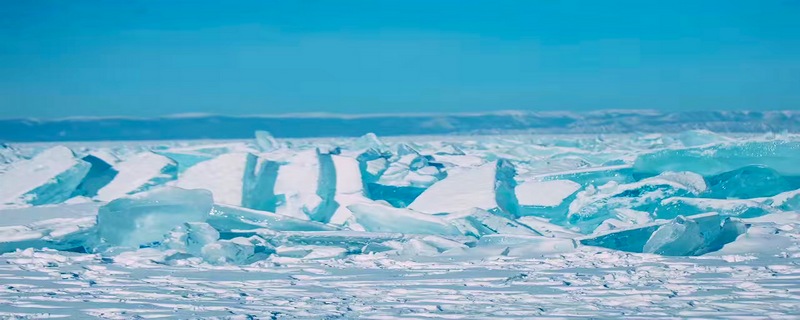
1;131;800;318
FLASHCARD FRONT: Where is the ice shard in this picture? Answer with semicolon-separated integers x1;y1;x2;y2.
173;152;270;208
95;187;213;250
352;133;390;154
642;216;705;256
528;164;635;187
442;208;541;238
201;237;257;264
95;152;178;201
163;222;220;256
328;155;371;226
0;146;91;206
409;160;519;217
207;203;336;233
271;149;334;221
347;203;461;236
434;143;466;156
255;130;280;152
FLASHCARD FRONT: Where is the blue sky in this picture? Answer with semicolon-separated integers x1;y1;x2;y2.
1;1;799;118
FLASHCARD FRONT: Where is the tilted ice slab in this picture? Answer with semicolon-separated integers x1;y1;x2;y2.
174;153;254;206
255;130;280;152
527;164;635;187
328;155;371;227
443;208;541;238
0;146;91;206
208;203;336;233
95;187;213;250
95;152;177;201
347;203;461;236
408;160;519;217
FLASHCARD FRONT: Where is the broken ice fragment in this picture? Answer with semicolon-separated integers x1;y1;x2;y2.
255;130;280;152
642;216;705;256
208;204;336;233
0;203;101;253
270;149;337;222
515;216;580;238
275;245;348;259
95;187;213;250
0;146;91;206
174;153;263;207
442;208;541;238
201;237;256;264
352;133;390;153
95;152;177;201
474;234;578;255
396;143;420;156
163;222;220;256
347;203;461;236
529;164;634;187
434;144;465;155
326;155;373;227
409;160;519;217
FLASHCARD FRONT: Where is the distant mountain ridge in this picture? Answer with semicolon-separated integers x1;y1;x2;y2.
2;110;798;142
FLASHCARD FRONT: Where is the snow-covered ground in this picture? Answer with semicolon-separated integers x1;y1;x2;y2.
1;130;799;318
2;246;800;319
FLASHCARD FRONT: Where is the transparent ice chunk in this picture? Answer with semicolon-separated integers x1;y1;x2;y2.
95;187;213;250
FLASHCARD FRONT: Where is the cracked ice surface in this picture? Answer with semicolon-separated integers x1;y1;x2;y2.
1;131;800;318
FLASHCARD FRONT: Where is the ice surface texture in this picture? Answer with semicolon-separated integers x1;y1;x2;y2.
1;130;800;267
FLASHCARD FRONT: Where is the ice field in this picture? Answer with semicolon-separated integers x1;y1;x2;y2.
1;130;800;318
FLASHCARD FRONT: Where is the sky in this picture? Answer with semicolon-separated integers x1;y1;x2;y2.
1;1;799;119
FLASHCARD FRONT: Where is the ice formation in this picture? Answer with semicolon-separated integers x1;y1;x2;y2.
95;187;213;250
1;130;799;270
95;152;178;201
408;160;519;217
0;146;91;206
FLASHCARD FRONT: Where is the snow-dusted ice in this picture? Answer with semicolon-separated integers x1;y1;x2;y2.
1;130;800;318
